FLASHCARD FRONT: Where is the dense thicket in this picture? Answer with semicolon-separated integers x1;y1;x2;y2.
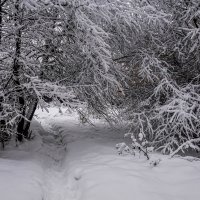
0;0;125;144
0;0;200;156
115;0;200;156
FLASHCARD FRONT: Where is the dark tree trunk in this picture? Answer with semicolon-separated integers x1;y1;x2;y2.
13;0;25;142
23;99;38;138
0;96;5;149
0;2;5;147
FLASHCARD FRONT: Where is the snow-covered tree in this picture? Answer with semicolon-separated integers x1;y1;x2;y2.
1;0;200;156
0;0;133;143
116;0;200;156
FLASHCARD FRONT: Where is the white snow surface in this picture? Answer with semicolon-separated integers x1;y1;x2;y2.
0;107;200;200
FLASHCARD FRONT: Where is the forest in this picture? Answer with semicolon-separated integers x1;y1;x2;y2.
0;0;200;157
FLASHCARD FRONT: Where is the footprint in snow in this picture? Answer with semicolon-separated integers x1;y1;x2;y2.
74;168;83;181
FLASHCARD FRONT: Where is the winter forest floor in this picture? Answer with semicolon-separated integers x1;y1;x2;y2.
0;107;200;200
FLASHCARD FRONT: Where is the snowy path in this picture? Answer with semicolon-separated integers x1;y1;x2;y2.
1;107;200;200
39;108;200;200
38;108;125;200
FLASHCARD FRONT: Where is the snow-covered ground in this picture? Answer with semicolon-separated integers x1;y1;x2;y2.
0;107;200;200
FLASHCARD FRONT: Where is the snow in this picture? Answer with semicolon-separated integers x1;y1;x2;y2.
0;107;200;200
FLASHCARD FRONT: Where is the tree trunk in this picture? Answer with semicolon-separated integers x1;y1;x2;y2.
0;2;5;147
0;96;5;149
13;0;25;142
23;98;38;138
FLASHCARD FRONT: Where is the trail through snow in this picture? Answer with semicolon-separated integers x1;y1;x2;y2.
38;108;125;200
1;107;200;200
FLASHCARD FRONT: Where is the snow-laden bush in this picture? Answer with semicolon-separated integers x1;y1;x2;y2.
113;0;200;157
125;78;200;156
153;80;200;155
